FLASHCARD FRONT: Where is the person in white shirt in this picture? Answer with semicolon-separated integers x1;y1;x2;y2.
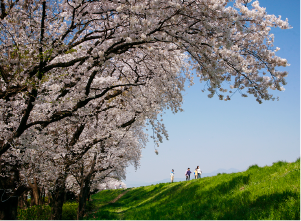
197;166;202;179
170;169;175;183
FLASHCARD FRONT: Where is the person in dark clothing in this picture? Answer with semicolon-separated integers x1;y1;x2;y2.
185;168;192;181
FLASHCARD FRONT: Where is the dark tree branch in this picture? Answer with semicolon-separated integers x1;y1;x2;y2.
0;0;6;19
38;1;46;80
15;89;37;138
69;124;86;147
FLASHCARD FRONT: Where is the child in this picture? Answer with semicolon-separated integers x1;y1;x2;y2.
170;169;175;183
194;168;198;179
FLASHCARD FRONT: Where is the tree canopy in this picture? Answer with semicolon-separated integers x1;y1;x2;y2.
0;0;290;219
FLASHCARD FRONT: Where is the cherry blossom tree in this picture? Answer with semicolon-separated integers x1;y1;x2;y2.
96;178;127;190
10;86;150;219
14;110;147;219
0;0;290;219
0;0;290;156
70;128;144;219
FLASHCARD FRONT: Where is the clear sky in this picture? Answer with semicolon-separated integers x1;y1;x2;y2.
123;0;300;186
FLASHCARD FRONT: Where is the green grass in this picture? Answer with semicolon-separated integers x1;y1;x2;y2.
18;201;80;220
17;189;117;220
91;189;125;204
86;158;300;220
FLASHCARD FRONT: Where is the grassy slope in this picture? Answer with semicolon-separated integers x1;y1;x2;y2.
86;159;300;220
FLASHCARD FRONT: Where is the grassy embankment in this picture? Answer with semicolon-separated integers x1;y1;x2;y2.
17;188;124;219
85;159;300;220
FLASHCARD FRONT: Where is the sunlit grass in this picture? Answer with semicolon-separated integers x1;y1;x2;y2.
86;158;300;220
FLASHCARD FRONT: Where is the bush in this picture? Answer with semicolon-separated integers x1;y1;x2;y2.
17;205;51;220
18;201;79;220
62;201;78;220
26;199;31;207
272;160;287;167
248;164;260;170
43;196;49;204
86;200;96;212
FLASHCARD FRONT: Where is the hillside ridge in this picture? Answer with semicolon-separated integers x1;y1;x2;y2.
87;159;300;220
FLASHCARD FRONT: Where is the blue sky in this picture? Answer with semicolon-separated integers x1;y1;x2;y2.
124;0;300;186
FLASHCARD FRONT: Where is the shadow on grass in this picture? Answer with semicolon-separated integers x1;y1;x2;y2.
87;173;300;220
119;182;183;209
85;182;181;219
213;174;250;194
218;190;300;220
114;175;252;219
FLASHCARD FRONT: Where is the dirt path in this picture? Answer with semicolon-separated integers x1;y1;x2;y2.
108;190;129;204
97;189;130;207
88;189;130;213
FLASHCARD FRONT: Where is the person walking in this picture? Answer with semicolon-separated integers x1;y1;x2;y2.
197;166;202;179
170;169;175;183
185;168;192;181
194;168;198;179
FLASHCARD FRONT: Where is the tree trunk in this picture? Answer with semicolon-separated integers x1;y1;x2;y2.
18;192;27;209
77;154;97;220
40;186;45;205
33;188;40;206
0;160;28;219
87;190;91;202
28;177;42;206
50;176;66;220
30;189;35;207
0;189;18;220
47;191;51;204
0;185;28;220
77;179;91;220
